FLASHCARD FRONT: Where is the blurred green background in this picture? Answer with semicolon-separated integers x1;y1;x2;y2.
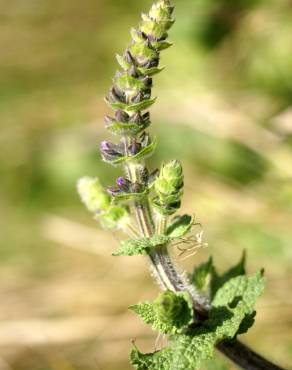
0;0;292;369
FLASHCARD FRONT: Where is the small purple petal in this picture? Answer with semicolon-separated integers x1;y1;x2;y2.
100;141;110;151
116;177;126;187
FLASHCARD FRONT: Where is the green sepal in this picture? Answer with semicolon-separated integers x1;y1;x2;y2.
130;291;194;335
106;120;150;137
166;214;194;238
113;235;170;256
105;97;157;113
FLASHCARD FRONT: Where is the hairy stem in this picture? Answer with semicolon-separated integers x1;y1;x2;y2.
133;201;286;370
155;213;168;235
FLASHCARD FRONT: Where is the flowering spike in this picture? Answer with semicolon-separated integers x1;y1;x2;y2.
103;0;175;149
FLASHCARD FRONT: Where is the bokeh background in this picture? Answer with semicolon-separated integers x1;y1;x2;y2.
1;0;292;369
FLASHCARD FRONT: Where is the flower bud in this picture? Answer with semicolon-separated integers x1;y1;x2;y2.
152;160;184;215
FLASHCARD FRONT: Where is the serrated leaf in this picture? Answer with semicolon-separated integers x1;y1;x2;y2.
167;214;194;238
212;271;265;314
191;257;214;296
131;347;172;370
131;303;245;370
113;235;170;256
130;291;194;335
131;272;265;370
211;251;246;299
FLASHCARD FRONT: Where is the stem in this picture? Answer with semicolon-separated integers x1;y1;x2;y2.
134;200;154;237
217;341;285;370
133;201;287;370
155;213;167;235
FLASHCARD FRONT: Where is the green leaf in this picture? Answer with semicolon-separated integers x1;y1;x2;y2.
167;214;194;238
212;271;265;315
131;272;265;370
211;251;246;299
130;291;194;335
113;235;170;256
131;347;172;370
191;257;214;296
